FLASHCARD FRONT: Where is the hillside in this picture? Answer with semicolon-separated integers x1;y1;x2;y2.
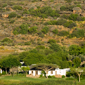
0;0;85;56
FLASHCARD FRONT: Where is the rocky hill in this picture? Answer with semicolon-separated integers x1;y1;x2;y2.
0;0;85;56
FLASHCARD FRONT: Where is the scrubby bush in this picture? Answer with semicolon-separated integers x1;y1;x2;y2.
48;39;56;44
24;42;31;45
58;31;69;36
56;19;67;25
64;21;76;28
29;6;60;18
62;75;65;78
42;26;49;34
13;5;22;10
69;29;85;38
48;75;56;78
60;5;74;11
1;38;13;43
2;3;7;7
9;19;15;23
52;29;58;34
13;24;28;34
28;26;38;33
69;14;85;21
8;12;17;18
44;20;57;25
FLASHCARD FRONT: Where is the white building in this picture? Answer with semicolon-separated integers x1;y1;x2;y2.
27;68;70;78
0;68;2;74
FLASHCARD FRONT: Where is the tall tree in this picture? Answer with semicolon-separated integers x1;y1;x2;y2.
1;55;21;75
31;63;59;78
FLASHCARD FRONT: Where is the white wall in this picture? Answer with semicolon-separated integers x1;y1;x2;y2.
0;69;2;74
29;68;70;76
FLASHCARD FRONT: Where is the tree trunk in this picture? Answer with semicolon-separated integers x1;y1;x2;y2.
46;70;48;78
5;68;7;74
78;74;80;82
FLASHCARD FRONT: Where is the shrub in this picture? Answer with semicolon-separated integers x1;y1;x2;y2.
9;19;15;23
24;42;31;45
69;14;85;21
62;75;65;78
45;20;57;25
36;45;45;49
29;6;60;18
42;26;49;34
52;29;58;34
38;32;44;38
2;71;6;75
13;5;22;10
2;3;7;7
23;9;29;14
64;21;76;28
56;19;67;25
69;29;85;38
61;14;69;19
48;39;56;44
48;75;56;78
0;73;2;76
1;38;13;43
58;31;69;36
28;26;38;33
13;24;28;34
60;5;74;11
8;12;17;18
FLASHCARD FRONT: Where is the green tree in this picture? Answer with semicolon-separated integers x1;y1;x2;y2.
31;63;58;78
21;66;30;75
1;55;21;75
69;45;82;56
73;57;81;67
49;43;62;52
71;68;84;82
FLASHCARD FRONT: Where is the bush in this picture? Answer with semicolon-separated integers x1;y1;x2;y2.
42;26;49;34
62;75;65;78
28;26;38;33
9;19;15;23
8;12;17;18
1;38;13;43
60;5;74;11
0;73;2;76
2;3;7;7
58;31;69;36
69;29;85;38
69;14;85;21
2;71;6;75
48;75;56;78
52;29;58;34
24;42;31;45
48;39;56;44
56;19;67;25
13;5;22;10
13;24;28;34
64;21;76;28
29;6;60;18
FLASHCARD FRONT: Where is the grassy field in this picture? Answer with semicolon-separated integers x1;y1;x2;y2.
0;75;85;85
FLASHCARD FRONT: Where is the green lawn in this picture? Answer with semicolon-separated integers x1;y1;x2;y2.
0;75;85;85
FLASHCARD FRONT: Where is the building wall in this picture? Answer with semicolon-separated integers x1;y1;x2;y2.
28;68;70;77
0;69;2;74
